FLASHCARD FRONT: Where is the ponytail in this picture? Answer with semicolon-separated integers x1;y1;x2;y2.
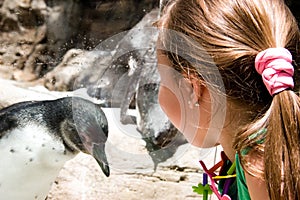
266;90;300;199
237;45;300;199
252;46;300;199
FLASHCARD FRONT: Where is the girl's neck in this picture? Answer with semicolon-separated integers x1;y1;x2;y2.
219;133;236;162
219;105;246;162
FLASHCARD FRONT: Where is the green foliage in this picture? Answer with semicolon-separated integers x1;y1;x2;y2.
192;183;213;195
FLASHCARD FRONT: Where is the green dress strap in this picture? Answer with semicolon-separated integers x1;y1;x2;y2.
235;153;251;200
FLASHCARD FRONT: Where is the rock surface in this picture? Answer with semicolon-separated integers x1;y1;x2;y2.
0;0;158;82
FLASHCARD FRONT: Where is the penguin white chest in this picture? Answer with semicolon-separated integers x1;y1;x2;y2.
0;124;75;200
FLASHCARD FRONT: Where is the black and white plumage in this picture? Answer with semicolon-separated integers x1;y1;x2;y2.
0;97;109;200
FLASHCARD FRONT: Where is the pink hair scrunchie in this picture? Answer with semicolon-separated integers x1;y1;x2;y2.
255;47;294;96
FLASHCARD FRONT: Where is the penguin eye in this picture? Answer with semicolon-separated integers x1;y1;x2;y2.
66;125;76;133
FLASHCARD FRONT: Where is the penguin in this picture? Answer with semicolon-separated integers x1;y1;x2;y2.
0;97;110;200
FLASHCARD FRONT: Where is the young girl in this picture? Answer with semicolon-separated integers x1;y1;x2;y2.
156;0;300;199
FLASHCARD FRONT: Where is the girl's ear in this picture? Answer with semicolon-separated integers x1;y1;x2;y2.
189;74;206;106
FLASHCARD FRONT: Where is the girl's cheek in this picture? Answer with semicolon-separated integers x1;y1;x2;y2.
156;57;214;148
158;84;201;146
158;79;215;148
158;85;181;129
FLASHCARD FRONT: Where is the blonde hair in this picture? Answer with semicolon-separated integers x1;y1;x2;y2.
158;0;300;199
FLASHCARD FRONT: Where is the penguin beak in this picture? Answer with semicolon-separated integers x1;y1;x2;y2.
92;143;110;177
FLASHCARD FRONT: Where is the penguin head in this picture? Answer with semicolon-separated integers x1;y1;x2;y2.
56;97;110;177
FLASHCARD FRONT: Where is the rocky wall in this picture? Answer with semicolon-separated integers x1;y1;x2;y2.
0;0;158;81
